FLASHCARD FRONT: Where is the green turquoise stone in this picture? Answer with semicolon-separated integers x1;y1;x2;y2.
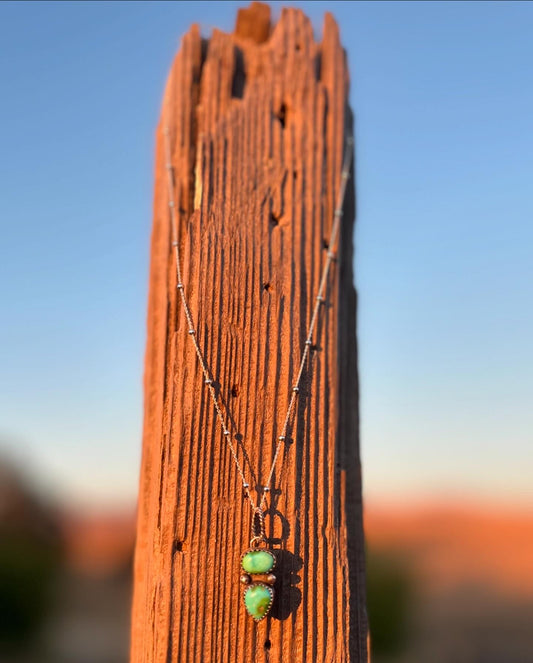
241;550;275;574
244;583;273;620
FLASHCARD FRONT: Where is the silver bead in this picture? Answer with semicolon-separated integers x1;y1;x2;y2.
205;378;213;385
177;283;184;289
278;435;285;441
223;430;231;436
243;483;249;488
305;340;312;346
292;386;299;393
263;486;270;492
316;295;324;302
188;329;195;335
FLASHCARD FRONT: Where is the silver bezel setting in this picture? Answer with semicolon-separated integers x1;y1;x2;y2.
240;548;277;573
243;582;275;622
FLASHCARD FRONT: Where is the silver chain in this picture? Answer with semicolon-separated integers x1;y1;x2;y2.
163;125;353;519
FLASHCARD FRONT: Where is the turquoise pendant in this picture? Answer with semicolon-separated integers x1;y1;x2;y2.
244;582;274;621
240;547;276;621
242;549;275;574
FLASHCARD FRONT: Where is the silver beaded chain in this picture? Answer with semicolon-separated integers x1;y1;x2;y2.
163;125;353;526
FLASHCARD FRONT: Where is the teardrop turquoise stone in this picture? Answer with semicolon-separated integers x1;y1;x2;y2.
241;550;275;574
244;583;274;621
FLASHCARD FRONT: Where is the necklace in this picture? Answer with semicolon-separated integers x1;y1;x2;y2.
163;124;353;621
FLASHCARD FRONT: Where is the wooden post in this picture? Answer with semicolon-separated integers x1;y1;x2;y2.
130;3;367;662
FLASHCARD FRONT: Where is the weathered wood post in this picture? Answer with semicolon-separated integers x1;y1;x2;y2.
131;3;367;662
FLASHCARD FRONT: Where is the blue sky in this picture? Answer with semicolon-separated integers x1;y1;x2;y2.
1;1;532;508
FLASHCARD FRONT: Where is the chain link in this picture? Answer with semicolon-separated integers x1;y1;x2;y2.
162;125;353;522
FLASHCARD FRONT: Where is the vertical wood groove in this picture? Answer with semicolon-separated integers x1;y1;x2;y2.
131;4;367;662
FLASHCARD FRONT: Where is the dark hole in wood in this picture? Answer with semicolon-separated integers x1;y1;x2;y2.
293;170;298;180
173;540;184;553
295;43;301;52
314;52;322;81
276;103;287;128
263;282;271;292
322;238;329;249
231;384;239;397
264;639;272;650
231;46;246;99
199;38;208;71
270;212;280;227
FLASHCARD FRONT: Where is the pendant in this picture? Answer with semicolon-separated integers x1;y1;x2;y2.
240;508;276;621
240;546;276;621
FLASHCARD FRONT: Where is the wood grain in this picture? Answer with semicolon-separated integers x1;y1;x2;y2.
130;4;367;662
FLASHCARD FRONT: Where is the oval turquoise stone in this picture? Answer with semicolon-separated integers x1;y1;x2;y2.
244;583;273;620
241;550;275;574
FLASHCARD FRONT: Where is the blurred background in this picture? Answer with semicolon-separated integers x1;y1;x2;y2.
1;2;532;662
